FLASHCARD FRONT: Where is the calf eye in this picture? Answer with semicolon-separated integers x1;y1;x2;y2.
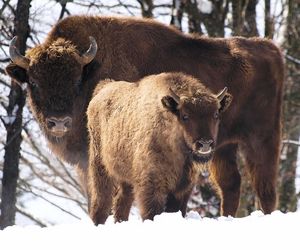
182;114;189;121
29;80;38;89
214;112;219;119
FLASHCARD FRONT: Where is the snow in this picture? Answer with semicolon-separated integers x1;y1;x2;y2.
1;115;16;125
0;210;299;250
1;104;19;125
197;0;213;14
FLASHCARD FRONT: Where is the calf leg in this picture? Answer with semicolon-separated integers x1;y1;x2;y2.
165;187;193;217
210;144;241;216
242;136;279;214
113;182;134;223
88;151;113;225
135;176;167;221
178;188;194;216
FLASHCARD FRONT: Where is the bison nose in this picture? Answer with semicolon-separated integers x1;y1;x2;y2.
195;139;214;155
46;117;72;134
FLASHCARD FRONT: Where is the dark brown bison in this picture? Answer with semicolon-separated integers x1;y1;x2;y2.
6;15;284;216
87;73;232;224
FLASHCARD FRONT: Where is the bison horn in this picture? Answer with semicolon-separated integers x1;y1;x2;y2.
81;36;98;65
216;87;228;101
9;36;30;70
169;88;180;103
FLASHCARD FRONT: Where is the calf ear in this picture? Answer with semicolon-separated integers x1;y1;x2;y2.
161;96;179;115
219;93;233;113
6;63;28;84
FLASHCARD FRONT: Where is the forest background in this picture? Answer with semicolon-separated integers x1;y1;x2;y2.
0;0;299;228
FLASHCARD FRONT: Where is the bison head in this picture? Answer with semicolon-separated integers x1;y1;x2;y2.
161;86;232;163
5;36;98;139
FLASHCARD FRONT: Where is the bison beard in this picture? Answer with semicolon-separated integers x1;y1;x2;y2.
5;15;284;218
191;151;213;163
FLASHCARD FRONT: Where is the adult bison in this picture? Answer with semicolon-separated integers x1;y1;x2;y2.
87;73;232;224
6;15;284;216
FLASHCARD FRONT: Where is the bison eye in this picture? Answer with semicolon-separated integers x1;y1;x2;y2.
214;112;219;119
75;79;82;86
182;114;189;121
74;80;82;95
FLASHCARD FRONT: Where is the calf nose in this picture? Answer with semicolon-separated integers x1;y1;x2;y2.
196;139;214;148
46;116;72;131
195;139;214;154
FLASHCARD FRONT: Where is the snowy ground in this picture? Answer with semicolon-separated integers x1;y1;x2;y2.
1;210;299;250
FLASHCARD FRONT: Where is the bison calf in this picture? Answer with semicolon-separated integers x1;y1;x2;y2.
87;72;232;224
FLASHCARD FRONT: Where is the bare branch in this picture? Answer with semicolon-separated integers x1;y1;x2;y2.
285;54;300;65
22;126;84;195
18;186;82;220
0;0;11;16
282;139;300;147
16;205;49;227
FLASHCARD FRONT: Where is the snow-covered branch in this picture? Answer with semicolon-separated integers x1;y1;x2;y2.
282;139;300;147
16;205;49;227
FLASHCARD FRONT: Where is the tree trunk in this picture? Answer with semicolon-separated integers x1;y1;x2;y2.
232;0;244;35
202;0;228;37
244;0;259;36
279;0;300;213
0;0;31;229
181;0;203;34
170;0;183;30
137;0;154;18
264;0;274;38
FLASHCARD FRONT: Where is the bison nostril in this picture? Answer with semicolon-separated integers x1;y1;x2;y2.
195;141;203;150
64;121;71;128
46;119;57;129
63;117;72;129
206;139;214;147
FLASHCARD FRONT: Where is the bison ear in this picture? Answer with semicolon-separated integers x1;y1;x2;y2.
219;92;232;113
82;60;101;82
161;96;179;115
5;63;28;84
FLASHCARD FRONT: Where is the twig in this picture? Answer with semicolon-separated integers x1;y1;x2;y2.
285;54;300;65
16;205;49;227
282;139;300;147
0;0;11;16
19;186;82;220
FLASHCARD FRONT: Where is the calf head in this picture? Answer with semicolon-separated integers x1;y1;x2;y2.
162;86;232;163
5;36;98;140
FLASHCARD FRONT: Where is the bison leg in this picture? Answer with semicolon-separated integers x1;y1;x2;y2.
88;152;113;225
242;136;279;214
210;144;241;217
75;158;89;197
113;182;134;223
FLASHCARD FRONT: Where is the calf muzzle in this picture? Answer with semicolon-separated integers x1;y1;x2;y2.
195;139;214;155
